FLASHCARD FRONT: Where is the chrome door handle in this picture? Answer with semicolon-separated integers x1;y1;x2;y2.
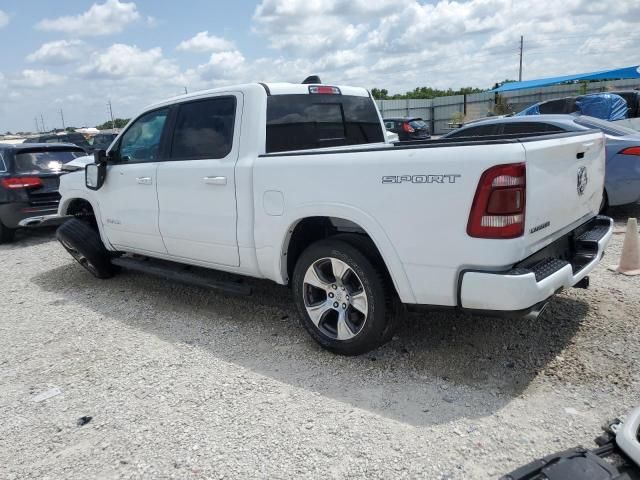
136;176;152;185
203;176;227;185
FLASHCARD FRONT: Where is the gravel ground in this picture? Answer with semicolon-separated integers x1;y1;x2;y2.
1;205;639;479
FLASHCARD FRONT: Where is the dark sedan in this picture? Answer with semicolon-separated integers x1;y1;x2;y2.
383;117;430;141
0;143;86;243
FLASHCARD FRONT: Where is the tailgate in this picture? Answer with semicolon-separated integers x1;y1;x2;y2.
523;131;605;248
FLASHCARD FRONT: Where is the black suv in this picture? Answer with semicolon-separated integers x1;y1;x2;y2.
0;143;86;243
383;117;431;141
25;132;92;153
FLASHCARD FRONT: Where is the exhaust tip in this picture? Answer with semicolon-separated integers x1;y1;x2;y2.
523;301;549;321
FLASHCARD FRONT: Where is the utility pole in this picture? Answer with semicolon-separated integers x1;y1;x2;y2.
59;109;66;130
518;35;524;82
107;99;115;130
184;86;188;94
34;117;40;133
40;114;46;133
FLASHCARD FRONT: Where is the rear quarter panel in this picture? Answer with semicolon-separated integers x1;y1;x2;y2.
253;142;529;305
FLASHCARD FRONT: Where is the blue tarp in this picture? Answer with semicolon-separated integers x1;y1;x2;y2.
493;65;640;92
576;94;628;121
517;93;628;121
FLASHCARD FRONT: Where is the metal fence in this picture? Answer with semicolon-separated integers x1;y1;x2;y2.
375;79;640;135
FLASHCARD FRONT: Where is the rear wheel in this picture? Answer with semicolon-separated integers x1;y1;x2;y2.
56;218;115;279
0;221;16;244
292;237;402;355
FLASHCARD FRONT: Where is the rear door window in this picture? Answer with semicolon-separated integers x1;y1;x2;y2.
170;97;236;159
266;94;384;153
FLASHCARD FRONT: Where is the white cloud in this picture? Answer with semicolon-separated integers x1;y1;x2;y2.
27;40;86;64
10;70;65;89
0;10;9;28
35;0;140;36
79;43;182;81
177;31;234;52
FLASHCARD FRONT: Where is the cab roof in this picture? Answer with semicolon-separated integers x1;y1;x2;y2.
146;82;371;111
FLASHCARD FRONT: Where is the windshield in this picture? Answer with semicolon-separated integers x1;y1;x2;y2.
574;116;638;137
14;150;86;174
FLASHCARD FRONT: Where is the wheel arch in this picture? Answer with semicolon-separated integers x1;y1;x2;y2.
272;207;416;303
58;193;112;248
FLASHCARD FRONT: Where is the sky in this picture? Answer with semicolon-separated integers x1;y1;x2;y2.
0;0;639;133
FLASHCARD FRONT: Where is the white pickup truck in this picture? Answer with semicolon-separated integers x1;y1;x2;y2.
56;80;613;355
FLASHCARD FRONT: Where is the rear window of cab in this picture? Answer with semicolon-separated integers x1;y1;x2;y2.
266;94;384;153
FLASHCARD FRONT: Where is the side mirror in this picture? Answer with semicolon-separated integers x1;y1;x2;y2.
86;162;106;190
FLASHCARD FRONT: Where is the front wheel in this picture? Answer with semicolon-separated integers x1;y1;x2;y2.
292;237;402;355
56;218;116;279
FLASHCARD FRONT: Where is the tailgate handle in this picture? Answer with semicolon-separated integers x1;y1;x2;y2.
577;152;585;159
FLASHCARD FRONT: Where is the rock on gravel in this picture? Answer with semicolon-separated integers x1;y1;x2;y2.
1;206;639;479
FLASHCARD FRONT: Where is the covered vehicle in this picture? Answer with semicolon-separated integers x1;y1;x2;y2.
518;93;629;121
0;143;86;242
443;114;640;209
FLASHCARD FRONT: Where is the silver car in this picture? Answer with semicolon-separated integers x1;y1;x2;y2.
443;114;640;210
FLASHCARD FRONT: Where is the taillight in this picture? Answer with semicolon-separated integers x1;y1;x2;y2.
308;86;341;95
619;146;640;156
402;122;415;133
467;163;526;239
0;177;43;189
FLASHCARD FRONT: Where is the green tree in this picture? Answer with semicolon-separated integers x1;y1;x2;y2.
95;118;130;130
370;88;389;100
371;85;484;100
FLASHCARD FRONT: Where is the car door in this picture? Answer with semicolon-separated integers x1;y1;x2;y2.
156;94;241;267
99;107;170;254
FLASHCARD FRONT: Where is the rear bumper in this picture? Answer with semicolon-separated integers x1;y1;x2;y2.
459;215;613;312
0;202;63;229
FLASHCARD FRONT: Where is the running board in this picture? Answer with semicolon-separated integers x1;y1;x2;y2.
111;256;252;296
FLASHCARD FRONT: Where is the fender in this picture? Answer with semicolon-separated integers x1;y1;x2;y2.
260;202;417;304
58;190;115;251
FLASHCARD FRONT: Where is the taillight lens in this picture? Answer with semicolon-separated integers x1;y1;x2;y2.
619;146;640;156
467;163;526;239
402;122;415;133
0;177;43;189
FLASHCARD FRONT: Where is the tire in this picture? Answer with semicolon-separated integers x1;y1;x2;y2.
0;221;16;244
292;236;403;355
56;218;115;279
599;189;609;214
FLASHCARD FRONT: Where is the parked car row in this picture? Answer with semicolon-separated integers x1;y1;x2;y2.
23;131;118;154
444;114;640;210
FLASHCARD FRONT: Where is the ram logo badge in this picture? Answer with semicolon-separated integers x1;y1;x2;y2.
382;174;461;184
